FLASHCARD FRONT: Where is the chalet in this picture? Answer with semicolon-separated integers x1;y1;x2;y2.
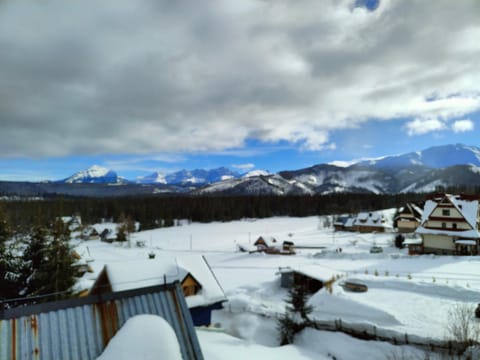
253;236;277;250
90;255;227;326
394;203;423;233
415;193;480;255
344;211;391;233
278;266;342;294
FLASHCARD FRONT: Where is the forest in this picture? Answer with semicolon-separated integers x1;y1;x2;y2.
1;192;433;231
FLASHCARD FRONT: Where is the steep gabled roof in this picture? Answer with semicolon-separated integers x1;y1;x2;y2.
90;255;226;308
417;194;480;237
420;194;478;229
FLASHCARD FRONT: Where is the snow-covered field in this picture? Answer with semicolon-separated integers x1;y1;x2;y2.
74;211;480;359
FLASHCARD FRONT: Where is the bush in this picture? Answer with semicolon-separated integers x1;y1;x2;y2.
394;234;405;249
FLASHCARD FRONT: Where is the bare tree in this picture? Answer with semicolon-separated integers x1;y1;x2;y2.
445;302;480;357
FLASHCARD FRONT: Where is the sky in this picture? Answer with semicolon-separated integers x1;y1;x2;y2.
0;0;479;181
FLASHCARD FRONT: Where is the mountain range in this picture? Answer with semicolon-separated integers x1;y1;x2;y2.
2;144;480;197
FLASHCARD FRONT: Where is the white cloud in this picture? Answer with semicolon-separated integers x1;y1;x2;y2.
232;163;255;171
451;119;474;133
406;118;447;136
0;0;479;157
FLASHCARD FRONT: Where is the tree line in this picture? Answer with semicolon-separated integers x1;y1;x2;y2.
1;192;431;231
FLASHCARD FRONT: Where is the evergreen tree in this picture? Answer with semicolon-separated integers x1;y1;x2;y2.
21;220;76;302
46;218;76;300
20;225;51;297
0;206;20;303
277;284;314;345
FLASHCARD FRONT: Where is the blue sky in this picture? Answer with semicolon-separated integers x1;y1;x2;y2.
0;0;479;181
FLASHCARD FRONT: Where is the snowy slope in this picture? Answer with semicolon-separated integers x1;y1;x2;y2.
61;165;127;184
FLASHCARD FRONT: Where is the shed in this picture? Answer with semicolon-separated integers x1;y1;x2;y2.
89;255;227;326
278;266;342;294
0;282;203;360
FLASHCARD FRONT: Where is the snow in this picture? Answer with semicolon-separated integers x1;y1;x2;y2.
73;211;480;359
96;315;182;360
243;170;269;177
92;255;227;308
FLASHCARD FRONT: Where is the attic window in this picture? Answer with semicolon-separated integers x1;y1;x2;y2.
442;209;450;216
183;284;200;297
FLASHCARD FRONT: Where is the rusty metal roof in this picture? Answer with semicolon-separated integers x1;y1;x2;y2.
0;282;203;360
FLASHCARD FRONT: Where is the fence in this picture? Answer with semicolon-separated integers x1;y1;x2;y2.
224;303;474;356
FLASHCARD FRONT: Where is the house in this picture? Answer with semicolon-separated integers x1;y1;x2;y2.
250;236;295;255
278;265;342;294
0;282;203;360
99;228;116;243
253;236;277;250
89;255;227;326
342;211;391;233
403;236;424;255
81;226;100;240
394;203;423;233
415;193;480;255
333;215;353;231
71;250;94;277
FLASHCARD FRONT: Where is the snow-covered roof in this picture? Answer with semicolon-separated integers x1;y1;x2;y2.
403;237;423;245
96;255;227;308
415;227;480;238
278;265;343;282
418;194;480;235
353;211;391;229
455;239;477;245
97;315;183;360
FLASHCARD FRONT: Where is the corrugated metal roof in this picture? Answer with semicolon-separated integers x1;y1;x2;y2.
0;282;203;360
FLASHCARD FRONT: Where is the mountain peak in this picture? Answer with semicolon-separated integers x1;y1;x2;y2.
61;165;124;184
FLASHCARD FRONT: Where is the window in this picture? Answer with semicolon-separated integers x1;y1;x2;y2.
452;223;457;230
442;222;446;228
442;209;450;216
183;284;199;297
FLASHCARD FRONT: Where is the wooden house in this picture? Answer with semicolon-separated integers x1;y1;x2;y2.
333;215;353;231
278;266;342;294
403;236;424;255
395;203;423;233
253;236;277;251
350;211;391;233
89;255;227;326
415;193;480;255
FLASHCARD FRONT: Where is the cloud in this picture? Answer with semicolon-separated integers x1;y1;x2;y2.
232;163;255;171
451;119;474;133
405;118;447;136
0;0;479;158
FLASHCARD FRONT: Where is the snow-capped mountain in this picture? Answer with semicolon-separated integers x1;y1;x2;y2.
163;167;241;185
356;144;480;169
136;172;167;184
14;143;480;197
60;165;127;184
